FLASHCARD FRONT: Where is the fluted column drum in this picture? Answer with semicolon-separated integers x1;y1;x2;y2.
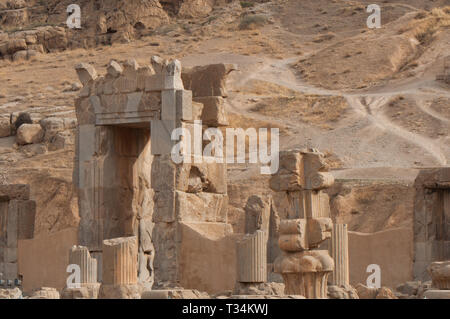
237;230;267;283
330;224;349;286
102;236;138;285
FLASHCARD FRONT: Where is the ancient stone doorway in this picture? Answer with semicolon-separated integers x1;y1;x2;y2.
75;57;232;292
413;168;450;281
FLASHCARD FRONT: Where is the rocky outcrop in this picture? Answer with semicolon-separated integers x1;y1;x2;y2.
0;0;237;61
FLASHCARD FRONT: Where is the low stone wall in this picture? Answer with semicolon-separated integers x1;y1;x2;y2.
348;227;413;288
17;227;78;293
178;222;239;294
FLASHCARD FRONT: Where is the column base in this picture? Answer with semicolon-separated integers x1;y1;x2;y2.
61;283;101;299
98;284;142;299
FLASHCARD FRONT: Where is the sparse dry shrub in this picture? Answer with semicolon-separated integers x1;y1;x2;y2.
409;6;450;45
240;1;254;8
239;14;268;30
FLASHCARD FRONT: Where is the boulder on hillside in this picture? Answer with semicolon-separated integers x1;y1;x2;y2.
16;123;44;145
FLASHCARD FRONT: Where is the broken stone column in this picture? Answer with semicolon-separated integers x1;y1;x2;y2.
424;261;450;299
271;149;335;299
237;230;267;283
235;195;278;295
329;224;349;287
102;236;138;285
61;246;100;299
99;236;141;299
428;261;450;289
0;184;35;283
69;245;98;284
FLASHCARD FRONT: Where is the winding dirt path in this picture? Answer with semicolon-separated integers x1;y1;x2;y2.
228;56;450;166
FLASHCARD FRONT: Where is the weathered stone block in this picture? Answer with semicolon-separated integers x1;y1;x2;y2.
75;63;98;86
153;190;175;223
269;171;302;192
29;287;60;299
193;161;227;194
176;191;228;223
176;90;193;122
152;222;178;284
278;234;307;252
151;155;190;192
150;120;176;155
137;66;155;90
306;172;334;190
75;98;95;125
107;60;123;78
113;75;137;93
428;261;450;289
194;96;228;126
424;289;450;299
181;63;237;97
304;190;331;218
0;184;30;200
61;283;101;299
16;124;44;145
161;90;177;121
17;200;35;240
307;217;332;247
279;219;306;235
145;74;184;92
285;190;330;219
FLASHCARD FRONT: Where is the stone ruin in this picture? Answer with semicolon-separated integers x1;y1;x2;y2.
268;149;336;298
72;56;231;298
413;167;450;282
13;55;440;299
66;57;365;299
424;261;450;298
0;184;35;287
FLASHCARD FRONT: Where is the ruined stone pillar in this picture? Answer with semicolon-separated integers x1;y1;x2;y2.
102;236;138;285
424;261;450;299
0;185;35;282
98;236;140;299
271;149;335;299
69;246;97;284
237;230;267;283
329;224;349;287
61;245;100;299
428;261;450;290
